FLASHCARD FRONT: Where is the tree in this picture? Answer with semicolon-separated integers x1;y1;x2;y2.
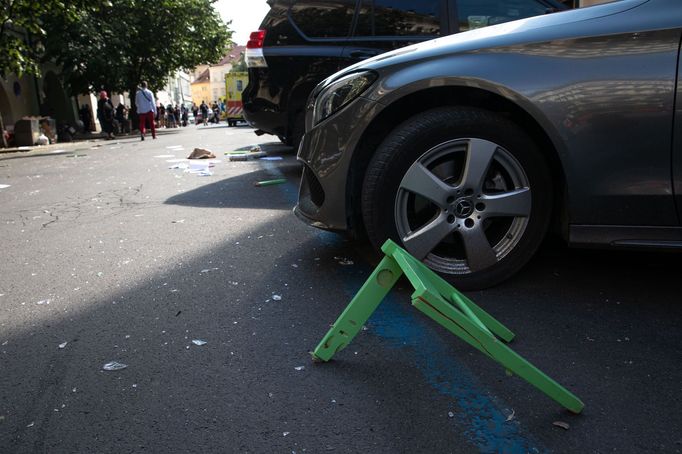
43;0;233;126
229;52;247;73
0;0;107;77
0;0;107;146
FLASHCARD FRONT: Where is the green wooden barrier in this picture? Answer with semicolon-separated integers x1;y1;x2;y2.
312;239;584;414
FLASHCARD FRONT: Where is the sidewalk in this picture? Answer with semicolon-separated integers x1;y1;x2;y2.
0;128;183;154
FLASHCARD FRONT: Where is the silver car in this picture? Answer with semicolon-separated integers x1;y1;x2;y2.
295;0;682;289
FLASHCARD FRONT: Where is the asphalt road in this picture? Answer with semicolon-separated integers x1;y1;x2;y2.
0;124;680;453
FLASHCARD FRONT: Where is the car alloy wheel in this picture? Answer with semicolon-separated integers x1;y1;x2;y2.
395;138;531;275
361;107;552;289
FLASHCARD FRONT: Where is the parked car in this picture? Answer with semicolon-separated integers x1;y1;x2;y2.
294;0;682;289
243;0;567;149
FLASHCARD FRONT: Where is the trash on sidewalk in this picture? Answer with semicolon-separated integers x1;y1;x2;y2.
0;184;10;190
58;342;68;349
272;295;282;301
192;339;207;346
103;361;128;371
188;148;216;159
254;178;286;187
294;366;305;371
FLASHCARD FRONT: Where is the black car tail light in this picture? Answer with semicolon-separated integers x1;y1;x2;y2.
246;30;268;68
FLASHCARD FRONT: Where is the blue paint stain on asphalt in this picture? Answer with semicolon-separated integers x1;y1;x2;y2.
314;231;545;454
269;163;545;452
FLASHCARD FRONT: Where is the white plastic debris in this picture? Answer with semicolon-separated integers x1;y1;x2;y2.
192;339;207;346
294;366;305;371
36;299;51;305
448;411;455;418
0;184;10;190
505;409;516;422
283;432;290;437
552;421;570;430
103;361;128;371
272;295;282;301
58;342;68;349
334;256;354;266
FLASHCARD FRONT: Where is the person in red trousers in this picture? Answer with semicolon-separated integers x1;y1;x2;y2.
135;81;157;140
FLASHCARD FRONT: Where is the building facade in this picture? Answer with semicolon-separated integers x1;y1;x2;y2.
190;46;245;106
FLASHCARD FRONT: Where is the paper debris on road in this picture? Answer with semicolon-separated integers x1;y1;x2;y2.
58;342;68;349
272;295;282;301
294;366;305;371
0;184;10;189
448;411;455;418
36;299;51;305
192;340;207;346
187;148;216;159
103;361;128;371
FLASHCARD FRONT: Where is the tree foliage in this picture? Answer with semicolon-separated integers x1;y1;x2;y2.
42;0;232;97
229;52;247;73
0;0;106;77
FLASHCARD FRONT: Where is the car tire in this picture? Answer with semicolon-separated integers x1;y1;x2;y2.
361;107;552;290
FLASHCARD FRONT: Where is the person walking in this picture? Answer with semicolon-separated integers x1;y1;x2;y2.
97;91;115;139
191;102;198;124
200;101;209;126
135;81;157;140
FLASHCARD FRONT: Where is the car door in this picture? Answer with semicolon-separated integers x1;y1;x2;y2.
675;36;682;224
341;0;450;65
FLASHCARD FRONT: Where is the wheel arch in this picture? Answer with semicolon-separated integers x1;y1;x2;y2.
347;85;569;239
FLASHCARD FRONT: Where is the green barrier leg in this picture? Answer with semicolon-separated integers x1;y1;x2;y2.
311;255;403;362
312;239;584;413
412;290;584;414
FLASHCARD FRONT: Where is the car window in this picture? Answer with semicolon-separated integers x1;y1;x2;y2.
355;0;441;37
290;0;356;38
456;0;551;32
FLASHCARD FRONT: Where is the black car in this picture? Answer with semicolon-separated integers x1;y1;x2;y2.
243;0;568;149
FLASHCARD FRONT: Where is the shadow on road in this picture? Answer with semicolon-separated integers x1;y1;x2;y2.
164;160;302;210
1;174;681;452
